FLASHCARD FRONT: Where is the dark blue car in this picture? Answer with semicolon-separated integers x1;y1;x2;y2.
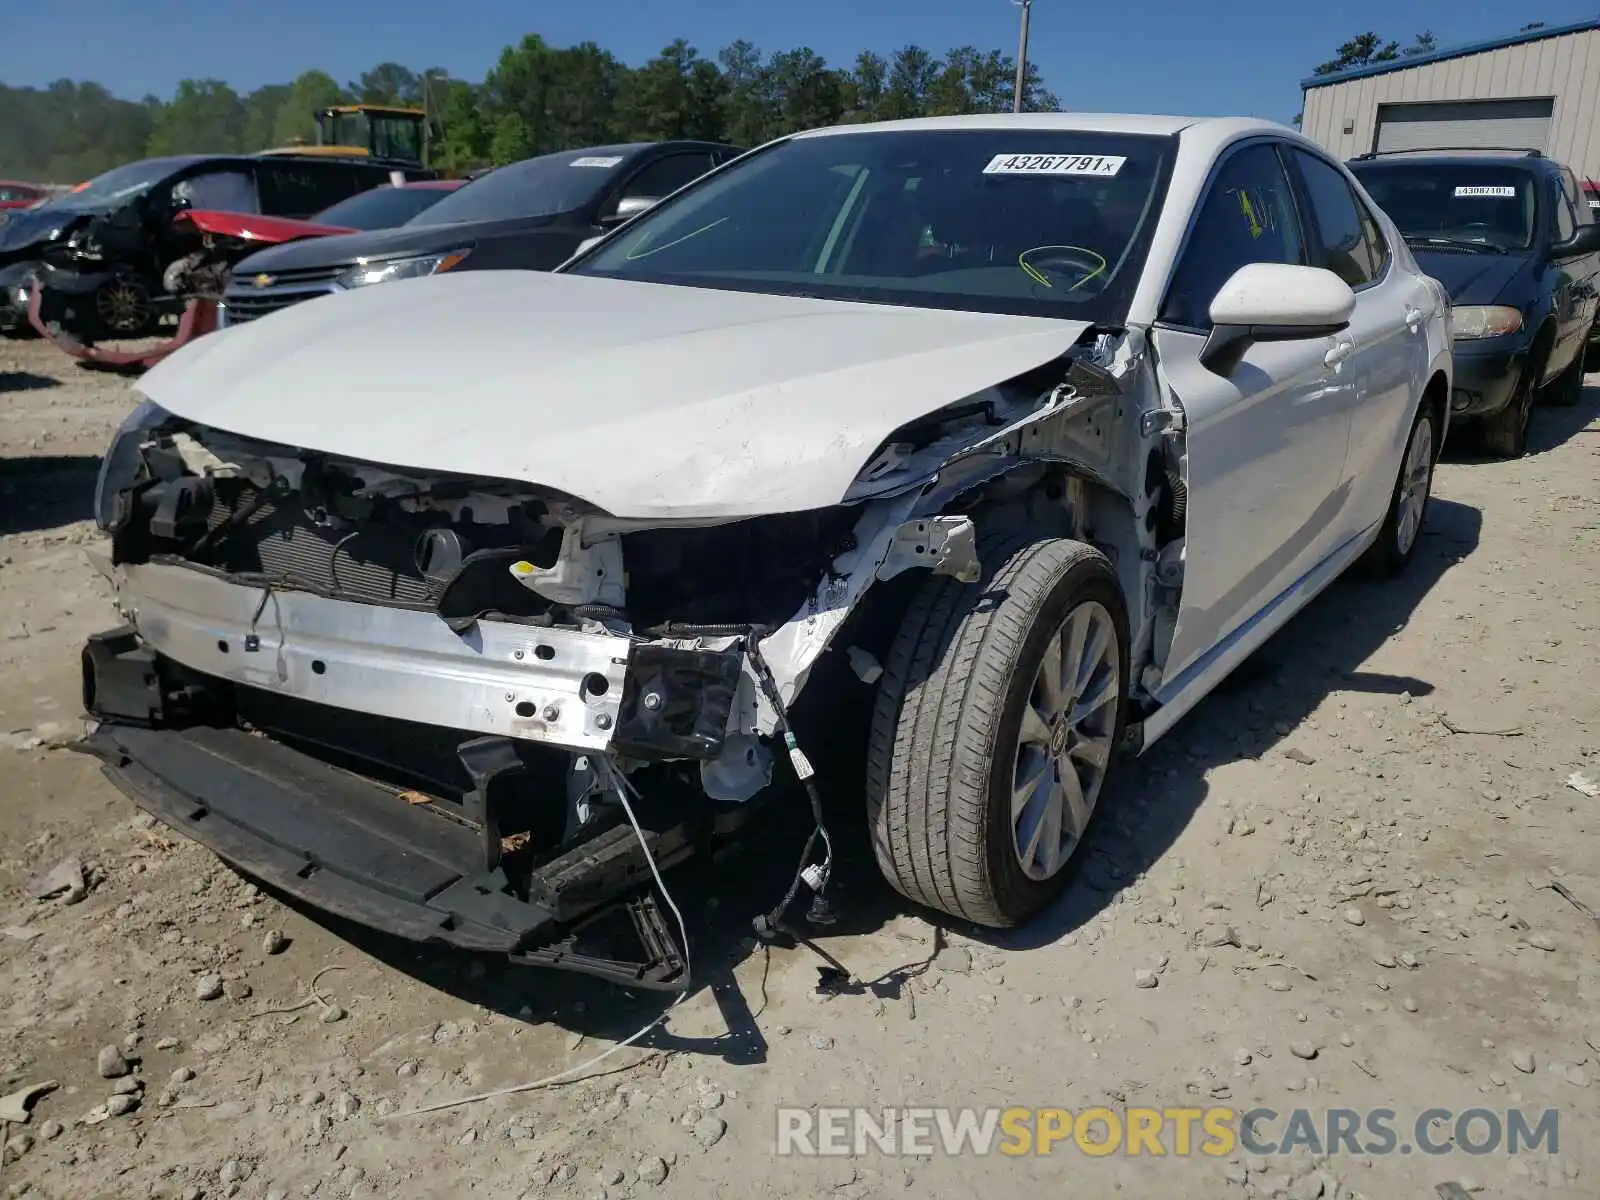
1349;148;1600;458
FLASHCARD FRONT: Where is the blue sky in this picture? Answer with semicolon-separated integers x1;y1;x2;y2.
3;0;1596;123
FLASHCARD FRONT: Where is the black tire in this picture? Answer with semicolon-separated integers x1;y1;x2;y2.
91;276;159;340
866;530;1129;927
1480;372;1533;459
1360;404;1437;578
1543;347;1585;408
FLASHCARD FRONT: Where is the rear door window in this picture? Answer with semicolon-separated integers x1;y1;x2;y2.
1290;150;1387;288
257;163;362;218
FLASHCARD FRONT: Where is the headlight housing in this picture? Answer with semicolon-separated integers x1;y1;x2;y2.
1450;305;1523;340
94;399;170;531
335;249;471;290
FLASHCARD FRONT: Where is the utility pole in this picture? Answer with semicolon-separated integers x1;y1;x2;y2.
1012;0;1033;113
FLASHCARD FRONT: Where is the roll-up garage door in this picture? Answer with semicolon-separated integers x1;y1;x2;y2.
1374;98;1554;155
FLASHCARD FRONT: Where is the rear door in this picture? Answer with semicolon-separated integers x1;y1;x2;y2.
1286;147;1428;539
1151;139;1356;684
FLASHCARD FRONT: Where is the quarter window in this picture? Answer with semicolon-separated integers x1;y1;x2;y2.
1292;151;1387;288
1161;142;1306;330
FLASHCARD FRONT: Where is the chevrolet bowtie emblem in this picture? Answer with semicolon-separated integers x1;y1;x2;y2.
253;273;275;288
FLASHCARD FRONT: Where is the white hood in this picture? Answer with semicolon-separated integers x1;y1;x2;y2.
138;271;1088;519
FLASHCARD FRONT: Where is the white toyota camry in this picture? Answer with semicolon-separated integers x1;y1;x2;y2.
81;114;1451;982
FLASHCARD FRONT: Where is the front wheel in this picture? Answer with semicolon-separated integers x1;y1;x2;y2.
1543;346;1586;408
1480;374;1533;459
867;532;1129;927
1360;404;1436;577
92;275;159;339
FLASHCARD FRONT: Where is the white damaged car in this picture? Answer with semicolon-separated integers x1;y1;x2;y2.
79;115;1451;986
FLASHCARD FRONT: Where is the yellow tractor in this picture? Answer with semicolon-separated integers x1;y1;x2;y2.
261;104;434;170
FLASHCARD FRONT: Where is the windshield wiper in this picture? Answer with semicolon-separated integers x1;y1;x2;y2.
1406;235;1507;255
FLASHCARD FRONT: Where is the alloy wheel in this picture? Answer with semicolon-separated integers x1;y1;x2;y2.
95;279;152;335
1394;414;1434;558
1011;599;1121;881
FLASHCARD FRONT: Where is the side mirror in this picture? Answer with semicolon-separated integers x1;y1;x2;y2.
601;195;658;226
1551;223;1600;259
1199;263;1356;375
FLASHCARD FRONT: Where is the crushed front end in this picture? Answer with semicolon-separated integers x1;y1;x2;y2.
78;331;1168;984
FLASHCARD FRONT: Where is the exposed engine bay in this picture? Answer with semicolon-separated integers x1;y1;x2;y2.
79;324;1192;987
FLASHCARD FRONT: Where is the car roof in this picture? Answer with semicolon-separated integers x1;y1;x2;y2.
790;112;1286;140
1348;150;1553;171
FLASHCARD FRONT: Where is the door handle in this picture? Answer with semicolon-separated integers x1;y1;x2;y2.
1404;306;1423;331
1324;338;1355;368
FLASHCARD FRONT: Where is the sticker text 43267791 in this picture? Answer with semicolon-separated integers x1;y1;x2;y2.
983;153;1127;177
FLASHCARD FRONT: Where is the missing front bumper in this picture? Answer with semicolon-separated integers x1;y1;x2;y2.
74;627;732;988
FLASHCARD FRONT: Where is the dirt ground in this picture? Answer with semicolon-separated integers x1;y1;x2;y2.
1;335;1597;1200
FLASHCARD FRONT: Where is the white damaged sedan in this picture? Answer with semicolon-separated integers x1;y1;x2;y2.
80;115;1450;985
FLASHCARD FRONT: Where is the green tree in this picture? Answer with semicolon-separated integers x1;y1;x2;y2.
241;84;291;150
1401;31;1439;57
717;40;773;147
843;51;889;122
269;70;347;147
430;77;491;172
768;48;848;135
0;31;1068;182
351;62;421;106
617;40;726;141
1314;32;1401;76
145;79;247;155
883;46;939;119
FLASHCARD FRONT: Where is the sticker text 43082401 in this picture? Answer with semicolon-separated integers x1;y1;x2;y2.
983;154;1127;178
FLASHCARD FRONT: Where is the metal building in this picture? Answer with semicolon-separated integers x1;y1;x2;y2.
1300;18;1600;179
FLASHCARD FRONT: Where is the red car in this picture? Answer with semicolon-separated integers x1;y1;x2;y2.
0;181;50;211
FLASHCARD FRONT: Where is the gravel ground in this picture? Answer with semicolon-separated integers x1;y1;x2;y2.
2;336;1598;1200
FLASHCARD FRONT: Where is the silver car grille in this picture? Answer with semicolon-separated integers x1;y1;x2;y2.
220;265;346;326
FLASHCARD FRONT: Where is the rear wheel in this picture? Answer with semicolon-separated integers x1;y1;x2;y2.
866;531;1128;927
1360;405;1436;577
1480;373;1533;459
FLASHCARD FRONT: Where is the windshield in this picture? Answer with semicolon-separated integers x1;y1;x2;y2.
1350;163;1537;251
54;157;193;211
568;130;1175;322
311;185;453;230
407;149;632;226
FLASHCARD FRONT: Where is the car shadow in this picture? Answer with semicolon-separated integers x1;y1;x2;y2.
220;497;1481;1061
0;371;59;393
0;454;99;536
1526;382;1600;456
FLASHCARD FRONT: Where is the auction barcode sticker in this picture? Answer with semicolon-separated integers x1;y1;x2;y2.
983;153;1126;177
1454;185;1517;198
570;155;624;168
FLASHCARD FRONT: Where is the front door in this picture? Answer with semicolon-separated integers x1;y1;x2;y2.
1150;139;1357;685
